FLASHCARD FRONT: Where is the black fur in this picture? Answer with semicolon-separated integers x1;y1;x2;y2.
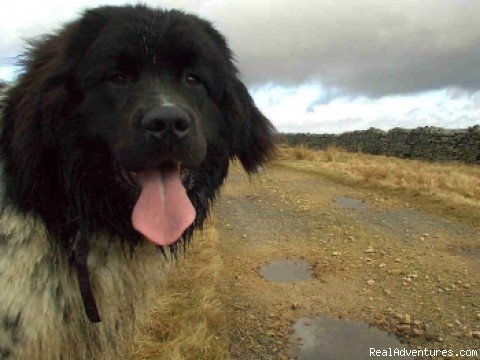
0;5;275;253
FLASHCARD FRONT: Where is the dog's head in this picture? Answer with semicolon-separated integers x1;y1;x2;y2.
1;5;275;248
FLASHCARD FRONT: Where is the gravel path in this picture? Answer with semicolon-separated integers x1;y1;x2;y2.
215;164;480;359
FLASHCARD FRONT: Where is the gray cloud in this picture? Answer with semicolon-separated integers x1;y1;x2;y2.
205;0;480;97
306;89;345;112
1;0;480;98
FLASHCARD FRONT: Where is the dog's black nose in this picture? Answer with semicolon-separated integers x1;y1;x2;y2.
142;106;192;139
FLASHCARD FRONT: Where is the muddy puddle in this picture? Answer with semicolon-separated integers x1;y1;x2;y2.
260;259;312;282
291;316;414;360
335;196;371;211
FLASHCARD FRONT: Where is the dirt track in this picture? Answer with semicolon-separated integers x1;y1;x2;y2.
214;163;480;359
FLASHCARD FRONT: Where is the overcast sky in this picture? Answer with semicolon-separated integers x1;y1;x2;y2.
1;0;479;133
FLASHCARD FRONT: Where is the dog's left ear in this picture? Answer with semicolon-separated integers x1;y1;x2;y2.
227;78;277;173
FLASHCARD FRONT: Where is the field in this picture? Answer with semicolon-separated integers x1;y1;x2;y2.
129;146;480;359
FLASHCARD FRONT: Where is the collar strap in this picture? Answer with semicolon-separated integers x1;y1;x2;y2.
76;236;101;323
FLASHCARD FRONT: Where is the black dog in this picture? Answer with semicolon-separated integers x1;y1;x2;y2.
0;5;274;359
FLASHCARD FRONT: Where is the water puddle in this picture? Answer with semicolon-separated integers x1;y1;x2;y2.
260;259;312;282
335;196;370;211
291;316;414;360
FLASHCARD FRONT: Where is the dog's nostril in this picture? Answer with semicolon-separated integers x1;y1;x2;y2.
174;118;191;135
149;120;166;133
142;106;192;139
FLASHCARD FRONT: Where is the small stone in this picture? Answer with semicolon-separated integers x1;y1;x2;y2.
365;247;375;253
367;279;375;286
332;252;341;256
372;318;387;326
403;314;411;324
471;331;480;339
412;328;425;337
396;324;411;332
242;234;247;238
291;303;299;310
379;263;386;268
413;320;424;328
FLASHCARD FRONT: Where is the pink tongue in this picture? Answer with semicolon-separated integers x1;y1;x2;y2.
132;167;196;246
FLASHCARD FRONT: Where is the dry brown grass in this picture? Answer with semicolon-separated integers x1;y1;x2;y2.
324;144;343;162
283;144;317;161
128;223;229;360
278;145;480;217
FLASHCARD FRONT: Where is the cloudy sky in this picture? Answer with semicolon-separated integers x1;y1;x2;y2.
1;0;479;133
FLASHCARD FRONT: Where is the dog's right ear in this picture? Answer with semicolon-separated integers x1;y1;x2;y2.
227;78;277;174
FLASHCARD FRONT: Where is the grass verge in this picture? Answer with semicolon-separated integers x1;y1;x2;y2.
278;144;480;225
128;222;229;360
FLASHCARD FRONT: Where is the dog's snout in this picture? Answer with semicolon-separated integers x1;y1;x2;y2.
142;107;192;139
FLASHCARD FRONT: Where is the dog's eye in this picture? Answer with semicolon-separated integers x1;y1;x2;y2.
185;74;202;86
107;73;127;86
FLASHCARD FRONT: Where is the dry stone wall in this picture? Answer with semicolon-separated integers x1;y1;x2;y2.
283;126;480;163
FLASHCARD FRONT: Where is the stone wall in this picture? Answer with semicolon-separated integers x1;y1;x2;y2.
282;126;480;163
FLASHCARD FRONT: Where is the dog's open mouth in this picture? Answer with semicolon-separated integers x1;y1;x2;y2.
120;162;196;246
